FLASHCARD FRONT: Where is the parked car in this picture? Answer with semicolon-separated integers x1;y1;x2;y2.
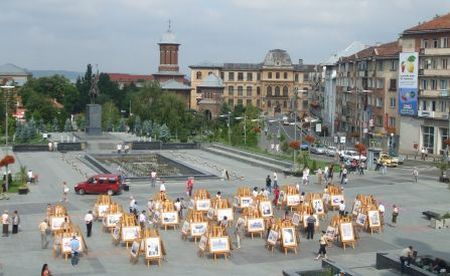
282;116;289;125
310;144;327;155
389;153;405;164
74;174;122;195
300;142;309;151
325;146;338;157
340;150;367;161
377;154;399;167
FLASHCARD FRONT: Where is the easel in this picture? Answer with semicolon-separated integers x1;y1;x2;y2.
265;219;280;253
121;214;140;248
280;220;298;255
103;202;123;231
208;225;231;261
58;225;88;261
331;215;356;250
161;200;179;230
183;210;207;242
233;187;253;211
282;185;300;211
50;204;69;234
242;206;264;239
93;194;112;220
354;194;381;234
211;198;233;223
143;228;166;267
191;189;211;212
307;193;326;219
328;184;344;211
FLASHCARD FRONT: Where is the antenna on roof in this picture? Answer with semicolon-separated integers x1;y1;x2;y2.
168;19;172;32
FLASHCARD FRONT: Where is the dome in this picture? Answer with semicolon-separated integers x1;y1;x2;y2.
262;49;292;67
159;29;178;44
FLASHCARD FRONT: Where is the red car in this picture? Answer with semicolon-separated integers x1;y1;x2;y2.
74;174;122;195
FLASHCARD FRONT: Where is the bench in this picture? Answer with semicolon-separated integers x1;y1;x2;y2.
422;211;441;220
439;176;449;183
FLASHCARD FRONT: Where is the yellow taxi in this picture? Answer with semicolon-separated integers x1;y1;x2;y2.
377;153;399;167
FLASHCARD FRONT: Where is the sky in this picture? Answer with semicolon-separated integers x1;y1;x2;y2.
1;0;449;75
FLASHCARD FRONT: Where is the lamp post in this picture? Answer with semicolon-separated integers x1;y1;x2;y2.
1;84;14;148
235;116;247;145
389;132;394;156
219;111;231;145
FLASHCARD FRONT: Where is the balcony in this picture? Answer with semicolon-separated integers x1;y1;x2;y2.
424;48;450;56
418;110;434;118
422;69;450;77
418;110;449;119
419;89;442;98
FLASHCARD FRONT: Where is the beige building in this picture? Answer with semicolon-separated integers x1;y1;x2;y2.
399;13;450;155
189;49;315;116
335;42;401;152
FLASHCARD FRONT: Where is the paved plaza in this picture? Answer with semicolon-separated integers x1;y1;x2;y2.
0;147;449;275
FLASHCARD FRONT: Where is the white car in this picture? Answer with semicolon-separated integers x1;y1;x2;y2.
325;146;338;157
310;144;327;155
340;150;367;161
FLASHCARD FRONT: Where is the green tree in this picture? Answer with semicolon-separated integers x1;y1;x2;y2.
159;123;171;142
142;120;152;137
52;117;60;132
117;118;127;132
134;115;142;135
64;118;73;132
102;101;120;131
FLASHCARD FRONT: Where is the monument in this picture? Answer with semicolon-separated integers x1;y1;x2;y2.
86;72;102;135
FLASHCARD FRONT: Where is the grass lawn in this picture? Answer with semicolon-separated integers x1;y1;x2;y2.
5;179;24;193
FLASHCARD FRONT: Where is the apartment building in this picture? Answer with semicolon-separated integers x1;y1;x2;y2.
189;49;315;117
399;13;450;155
335;42;401;151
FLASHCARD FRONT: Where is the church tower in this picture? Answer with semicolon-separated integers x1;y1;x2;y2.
157;21;180;73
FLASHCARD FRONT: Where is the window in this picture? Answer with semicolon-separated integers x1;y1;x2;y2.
431;58;437;69
246;86;252;97
283;86;288;97
377;60;384;71
443;58;448;69
389;117;396;127
228;86;234;96
422;39;429;48
283;101;287;108
220;72;224;80
422;100;427;111
441;128;448;150
256;87;261;96
237;86;243;96
247;72;253;81
246;99;252;106
432;100;436;111
389;79;397;91
237;99;243;105
276;72;280;79
256;100;261;107
257;73;261;81
441;79;448;90
423;126;434;151
283;72;288;79
390;60;398;71
267;86;272;96
376;79;384;89
237;72;244;81
228;99;234;106
208;71;213;75
439;100;447;112
275;86;280;97
433;39;439;48
431;79;438;90
441;37;449;48
303;73;309;81
268;72;272;79
422;79;428;90
228;72;234;81
376;97;383;107
390;97;396;108
302;100;308;109
295;74;299;82
267;100;271;107
376;116;383;126
196;71;202;79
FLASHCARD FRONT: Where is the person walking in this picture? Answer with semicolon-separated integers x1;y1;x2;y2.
315;231;329;260
150;170;157;188
129;196;136;213
62;182;69;202
316;168;323;185
400;246;414;273
174;198;182;219
273;186;280;205
378;202;385;228
328;166;334;184
359;161;365;175
84;210;93;237
265;175;272;194
12;210;20;234
391;204;399;226
340;167;348;185
412;168;419;182
185;177;194;197
70;235;80;266
39;219;50;249
159;180;166;192
339;200;346;216
306;212;316;240
41;263;52;276
139;211;147;229
252;187;258;197
234;217;245;249
2;210;9;237
323;166;329;183
273;172;278;188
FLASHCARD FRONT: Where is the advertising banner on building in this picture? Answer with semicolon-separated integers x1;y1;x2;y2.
398;52;418;116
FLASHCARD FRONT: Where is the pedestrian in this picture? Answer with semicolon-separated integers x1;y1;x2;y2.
315;231;329;260
70;235;80;266
339;163;345;178
359;161;365;175
234;217;245;249
129;196;136;213
412;167;419;182
340;167;348;185
328;166;334;183
219;216;228;229
252;187;258;197
392;204;399;225
12;210;20;234
381;163;387;175
150;170;157;188
139;210;147;229
147;199;154;214
2;210;9;237
300;192;305;204
306;212;316;240
117;143;122;154
273;172;278;188
27;169;33;184
84;210;93;237
265;175;272;193
302;167;309;185
39;218;50;249
62;181;69;202
324;166;329;183
400;246;414;273
421;147;426;160
174;198;182;219
378;202;385;227
316;168;323;185
159;180;166;192
185;177;194;197
215;191;222;200
48;141;53;151
273;186;280;205
41;263;52;276
339;200;346;216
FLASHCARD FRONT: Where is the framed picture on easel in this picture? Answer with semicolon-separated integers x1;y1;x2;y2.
339;222;355;242
259;201;273;217
281;227;296;247
209;237;230;253
356;213;367;226
267;230;279;245
145;237;161;258
190;222;208;237
130;240;140;258
368;210;380;227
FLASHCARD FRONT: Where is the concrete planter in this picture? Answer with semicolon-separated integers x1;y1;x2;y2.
443;218;450;228
430;218;444;229
18;187;29;195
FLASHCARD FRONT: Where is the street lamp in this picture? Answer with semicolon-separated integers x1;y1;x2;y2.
1;84;15;148
389;132;394;155
219;111;231;145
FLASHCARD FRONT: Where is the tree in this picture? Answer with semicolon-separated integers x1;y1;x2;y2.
0;155;15;191
52;117;60;132
117;118;127;132
159;123;171;142
289;140;300;150
134;115;142;135
75;64;93;112
64;118;73;132
142;120;153;137
102;101;120;131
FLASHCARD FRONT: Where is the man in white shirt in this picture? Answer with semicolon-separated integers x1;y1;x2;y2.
252;187;258;197
129;196;136;213
150;171;157;188
2;210;9;237
138;211;147;229
84;210;94;237
378;203;385;227
262;188;270;198
159;181;166;192
273;172;278;188
339;201;346;216
27;170;33;183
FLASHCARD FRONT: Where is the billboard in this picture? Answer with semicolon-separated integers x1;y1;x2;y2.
398;52;418;116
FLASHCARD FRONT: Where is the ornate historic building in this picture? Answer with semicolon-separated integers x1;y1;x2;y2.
189;49;315;116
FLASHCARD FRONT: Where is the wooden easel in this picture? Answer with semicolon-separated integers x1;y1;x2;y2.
208;225;231;261
183;210;207;242
103;202;123;231
331;215;356;250
265;219;280;253
307;193;326;219
161;200;179;230
233;187;252;211
121;214;140;248
353;194;381;234
192;189;211;212
211;198;233;223
58;225;88;261
328;184;344;211
282;185;300;211
143;228;166;267
94;194;112;220
279;220;298;255
242;207;264;239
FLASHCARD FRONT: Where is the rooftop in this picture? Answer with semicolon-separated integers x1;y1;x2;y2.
160;79;191;91
0;63;31;76
404;12;450;34
106;73;154;83
197;73;224;88
340;41;400;62
262;49;293;67
322;41;369;66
